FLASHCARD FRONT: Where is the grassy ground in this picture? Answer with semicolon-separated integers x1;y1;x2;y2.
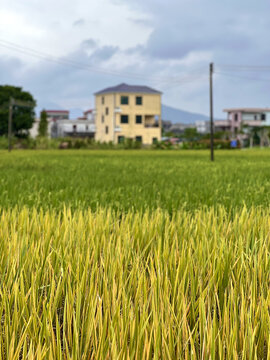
1;149;270;358
1;148;270;211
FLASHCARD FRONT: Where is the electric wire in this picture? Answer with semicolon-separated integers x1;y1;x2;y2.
0;39;207;85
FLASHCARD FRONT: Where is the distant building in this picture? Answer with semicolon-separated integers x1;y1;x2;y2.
94;83;162;145
195;120;210;134
224;108;270;134
161;120;172;132
52;109;96;138
30;109;96;139
214;120;231;132
55;118;95;138
29;118;42;138
45;110;69;121
83;109;94;121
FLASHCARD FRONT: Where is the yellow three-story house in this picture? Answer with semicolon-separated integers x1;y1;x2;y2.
94;83;162;145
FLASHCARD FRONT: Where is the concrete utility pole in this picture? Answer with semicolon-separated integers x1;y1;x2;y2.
8;97;14;152
209;63;214;161
7;98;35;152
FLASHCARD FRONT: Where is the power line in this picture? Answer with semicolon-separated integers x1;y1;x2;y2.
0;38;207;85
215;71;270;82
216;64;270;72
161;74;209;91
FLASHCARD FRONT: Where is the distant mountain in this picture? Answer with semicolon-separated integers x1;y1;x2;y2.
162;104;209;124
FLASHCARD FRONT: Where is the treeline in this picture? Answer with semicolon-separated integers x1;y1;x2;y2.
0;136;235;150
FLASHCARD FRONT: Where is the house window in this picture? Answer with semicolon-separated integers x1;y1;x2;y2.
121;115;129;124
121;96;129;105
261;114;266;121
105;126;109;134
136;115;142;124
254;115;257;120
136;96;142;105
234;113;238;121
118;136;125;143
102;97;105;105
152;137;158;144
102;115;105;123
135;136;142;143
106;107;109;115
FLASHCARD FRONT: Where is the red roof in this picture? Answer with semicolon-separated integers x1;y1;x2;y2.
84;109;93;115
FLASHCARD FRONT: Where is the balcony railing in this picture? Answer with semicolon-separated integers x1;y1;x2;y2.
144;122;160;128
242;120;263;127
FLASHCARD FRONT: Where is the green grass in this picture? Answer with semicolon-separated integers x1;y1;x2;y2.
1;149;270;358
1;149;270;211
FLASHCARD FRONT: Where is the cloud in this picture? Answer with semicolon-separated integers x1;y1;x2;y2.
73;18;85;27
145;23;253;60
1;0;270;118
128;17;153;28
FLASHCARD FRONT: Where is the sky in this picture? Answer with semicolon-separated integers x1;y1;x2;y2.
1;0;270;119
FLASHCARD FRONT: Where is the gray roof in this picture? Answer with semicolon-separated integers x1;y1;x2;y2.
95;83;162;95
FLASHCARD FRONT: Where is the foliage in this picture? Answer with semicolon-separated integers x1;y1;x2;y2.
38;110;48;137
182;127;199;140
0;149;270;211
0;206;270;358
152;139;232;150
1;150;270;357
0;137;144;150
0;85;36;136
202;130;230;140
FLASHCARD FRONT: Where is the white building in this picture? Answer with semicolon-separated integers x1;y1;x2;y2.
29;117;55;138
54;119;95;138
52;109;95;138
30;109;96;138
195;120;210;134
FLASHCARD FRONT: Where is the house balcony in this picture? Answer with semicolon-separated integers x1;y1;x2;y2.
242;120;263;127
144;122;160;128
144;115;160;128
63;131;95;138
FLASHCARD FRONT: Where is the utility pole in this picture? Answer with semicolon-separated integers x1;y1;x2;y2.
210;62;214;161
8;97;14;152
7;98;34;152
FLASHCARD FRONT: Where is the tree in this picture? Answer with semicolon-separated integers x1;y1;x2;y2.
0;85;36;136
38;110;48;137
183;127;199;141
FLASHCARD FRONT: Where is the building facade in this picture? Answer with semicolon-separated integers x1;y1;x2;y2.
30;110;96;138
94;83;162;145
45;110;70;121
53;109;95;138
224;108;270;133
54;119;95;138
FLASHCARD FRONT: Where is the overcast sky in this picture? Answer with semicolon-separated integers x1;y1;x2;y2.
1;0;270;118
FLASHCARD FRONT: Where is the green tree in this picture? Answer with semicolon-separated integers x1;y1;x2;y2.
183;127;199;141
0;85;36;136
38;110;48;137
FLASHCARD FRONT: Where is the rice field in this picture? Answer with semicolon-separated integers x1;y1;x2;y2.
1;149;270;358
1;149;270;211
